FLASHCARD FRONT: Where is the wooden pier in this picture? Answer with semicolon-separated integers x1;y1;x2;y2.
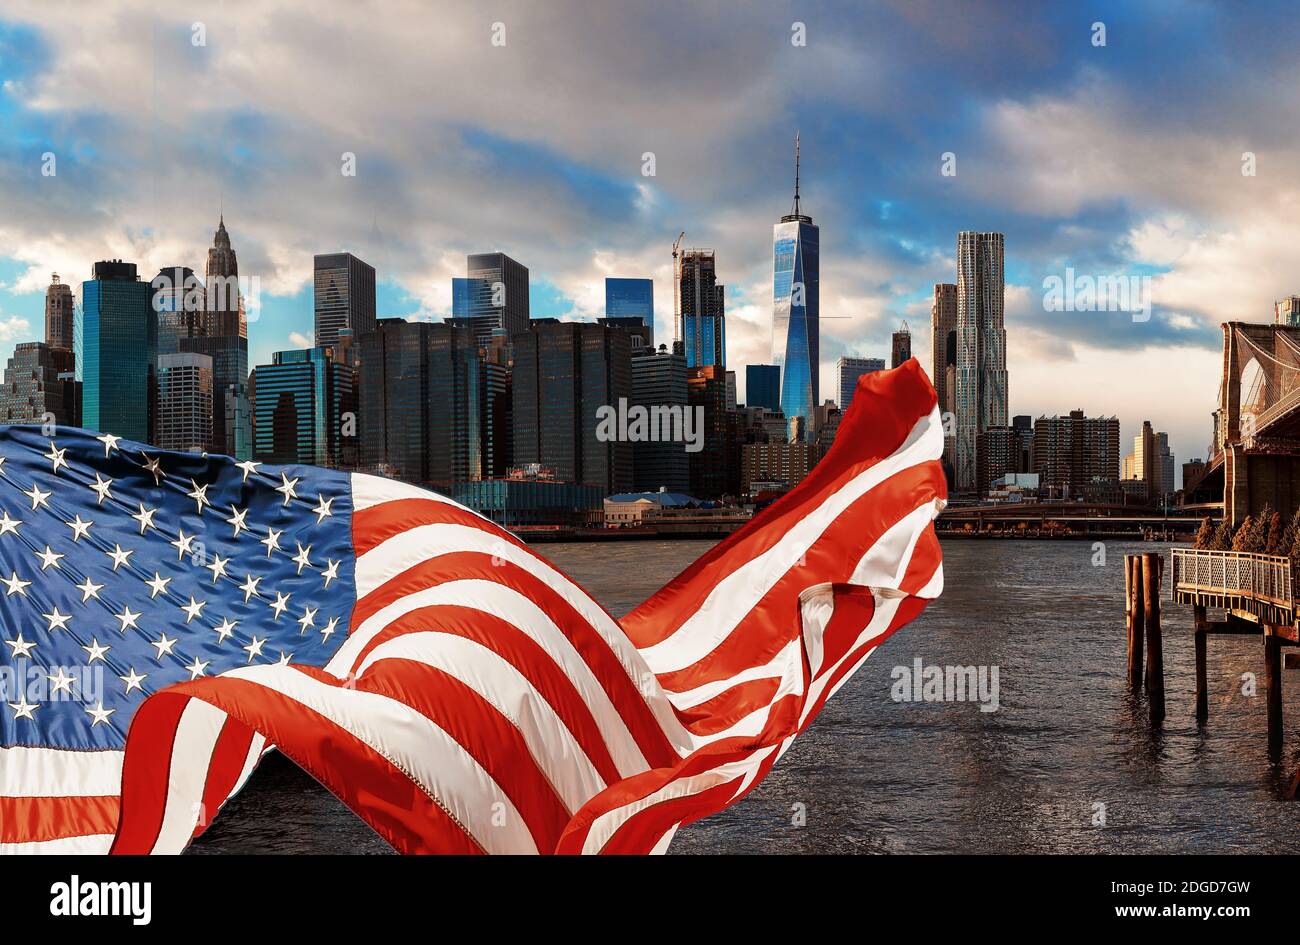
1148;548;1300;774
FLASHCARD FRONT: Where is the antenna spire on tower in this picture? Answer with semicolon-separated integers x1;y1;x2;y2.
792;131;801;218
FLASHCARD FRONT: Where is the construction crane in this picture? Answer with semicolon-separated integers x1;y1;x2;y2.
672;231;685;345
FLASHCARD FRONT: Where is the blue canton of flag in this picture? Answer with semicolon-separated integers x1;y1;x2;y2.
0;425;355;754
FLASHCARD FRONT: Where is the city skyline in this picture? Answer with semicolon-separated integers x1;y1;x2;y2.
4;3;1299;477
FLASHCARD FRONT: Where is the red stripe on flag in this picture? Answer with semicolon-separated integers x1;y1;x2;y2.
115;678;484;855
0;795;120;844
356;659;573;852
355;605;624;785
193;717;258;841
353;498;523;557
349;552;677;766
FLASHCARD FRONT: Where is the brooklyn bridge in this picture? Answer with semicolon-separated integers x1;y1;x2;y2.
1184;321;1300;525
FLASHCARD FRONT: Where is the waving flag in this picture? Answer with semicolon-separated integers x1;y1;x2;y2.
0;359;945;854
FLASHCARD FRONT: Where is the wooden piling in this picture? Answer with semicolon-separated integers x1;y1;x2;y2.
1143;553;1165;723
1125;555;1144;692
1192;604;1208;724
1267;631;1283;762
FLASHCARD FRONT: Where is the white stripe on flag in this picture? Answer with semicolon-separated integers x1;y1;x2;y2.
359;632;608;811
0;746;123;797
220;664;538;854
636;408;942;674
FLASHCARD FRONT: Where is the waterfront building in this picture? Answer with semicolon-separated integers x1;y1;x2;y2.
314;252;376;348
677;249;726;369
772;134;819;442
357;318;481;487
80;260;156;443
603;491;702;527
630;344;690;493
1030;409;1121;498
0;342;77;425
954;231;1008;491
155;352;213;453
251;346;356;467
45;273;75;352
481;356;513;480
741;441;811;493
511;320;632;494
450;472;603;528
687;364;729;499
452;252;529;349
1012;415;1034;474
836;356;885;412
746;363;781;412
976;425;1019;494
891;321;912;368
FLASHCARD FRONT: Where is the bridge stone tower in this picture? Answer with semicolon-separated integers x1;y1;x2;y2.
1221;321;1300;526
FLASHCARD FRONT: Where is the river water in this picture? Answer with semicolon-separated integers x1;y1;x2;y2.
188;538;1300;854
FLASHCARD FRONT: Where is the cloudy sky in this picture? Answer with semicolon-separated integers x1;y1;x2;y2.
0;0;1296;482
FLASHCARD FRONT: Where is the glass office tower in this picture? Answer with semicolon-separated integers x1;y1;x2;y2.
251;347;356;467
605;278;654;323
452;253;529;349
81;260;156;443
313;252;376;348
676;250;725;368
772;211;819;441
745;363;781;412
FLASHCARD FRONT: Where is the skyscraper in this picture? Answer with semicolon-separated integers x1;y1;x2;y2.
155;352;213;453
0;343;77;426
746;364;781;412
511;320;632;494
1276;296;1300;326
152;266;204;356
314;252;376;348
772;133;819;442
251;346;356;467
1125;420;1175;501
630;344;690;493
676;249;725;368
205;216;241;337
930;283;958;453
836;356;885;412
1032;410;1121;496
954;231;1007;491
173;217;253;458
891;321;912;368
357;319;482;487
688;364;729;499
451;252;529;349
605;278;654;325
80;260;156;443
45;273;74;352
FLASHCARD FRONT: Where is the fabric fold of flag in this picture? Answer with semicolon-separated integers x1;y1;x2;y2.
0;359;945;855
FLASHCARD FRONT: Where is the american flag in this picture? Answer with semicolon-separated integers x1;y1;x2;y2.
1;359;945;855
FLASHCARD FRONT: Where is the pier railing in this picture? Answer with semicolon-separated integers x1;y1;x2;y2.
1170;548;1295;624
